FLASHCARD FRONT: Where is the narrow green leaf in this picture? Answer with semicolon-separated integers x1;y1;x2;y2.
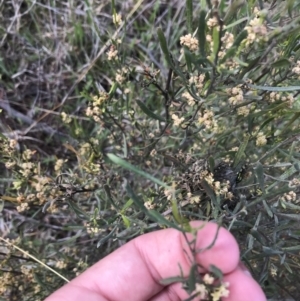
171;199;190;226
257;116;275;133
233;57;248;67
224;16;248;30
253;211;262;230
240;56;261;76
212;26;220;61
281;245;300;252
160;276;186;285
286;0;295;18
0;199;3;213
187;264;197;293
233;30;248;47
274;212;300;222
107;153;169;188
248;84;300;92
103;184;121;210
186;0;193;33
157;28;174;68
201;179;218;207
197;10;206;57
108;82;118;97
157;28;187;81
283;262;293;274
67;200;89;220
281;200;300;211
124;183;150;214
254;162;265;194
209;264;223;280
262;246;283;255
111;0;116;14
121;198;133;214
262;200;273;218
136;99;166;122
224;0;245;24
233;135;249;168
271;58;291;69
148;209;188;231
122;133;128;158
279;164;298;180
185;86;202;102
121;214;131;228
247;234;254;249
250;229;265;245
171;199;182;224
97;225;118;247
184;47;193;73
208;156;215;172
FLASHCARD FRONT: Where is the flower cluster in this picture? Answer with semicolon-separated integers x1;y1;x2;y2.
281;191;297;203
107;45;118;60
292;60;300;75
16;202;29;213
172;114;184;126
85;222;101;235
86;91;109;122
244;10;268;47
144;200;156;210
182;91;196;106
220;32;234;50
198;109;218;132
54;158;67;172
207;17;219;29
22;149;36;160
213;180;230;196
55;260;67;269
227;86;244;105
61;112;72;124
256;132;267;147
210;32;234;55
189;74;205;90
115;67;129;84
186;192;201;204
236;106;250;117
5;160;16;169
164;186;176;201
200;169;215;185
9;138;18;149
289;178;300;187
112;13;122;26
73;259;88;276
227;86;250;116
180;34;198;52
192;273;230;301
20;162;35;178
268;92;294;107
270;265;277;277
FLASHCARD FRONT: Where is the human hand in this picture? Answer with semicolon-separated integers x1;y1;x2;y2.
44;221;266;301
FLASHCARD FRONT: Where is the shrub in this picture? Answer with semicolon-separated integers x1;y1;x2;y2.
1;0;300;300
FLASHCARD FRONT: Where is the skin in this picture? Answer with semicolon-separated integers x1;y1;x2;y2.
45;221;266;301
